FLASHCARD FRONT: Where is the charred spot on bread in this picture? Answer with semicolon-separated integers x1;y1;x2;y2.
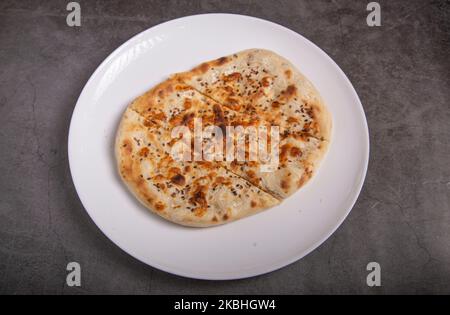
223;72;242;82
284;69;292;79
287;116;298;124
189;186;207;208
289;147;302;158
183;98;192;109
271;101;281;109
280;85;297;100
171;174;186;186
216;56;229;66
281;179;290;190
194;206;207;217
280;143;291;162
182;112;195;125
155;201;165;211
212;104;225;124
198;62;209;73
139;147;149;157
225;97;240;110
261;76;271;87
246;170;257;180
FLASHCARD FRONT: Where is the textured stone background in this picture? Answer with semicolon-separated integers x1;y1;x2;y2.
0;0;449;294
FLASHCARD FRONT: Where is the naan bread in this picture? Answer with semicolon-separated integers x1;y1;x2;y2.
115;49;332;227
173;48;331;141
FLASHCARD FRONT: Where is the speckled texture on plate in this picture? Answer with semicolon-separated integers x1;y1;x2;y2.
0;0;449;294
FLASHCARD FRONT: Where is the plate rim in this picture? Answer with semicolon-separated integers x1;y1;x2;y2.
68;13;370;280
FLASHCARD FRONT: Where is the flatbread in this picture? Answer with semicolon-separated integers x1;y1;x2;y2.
115;49;332;227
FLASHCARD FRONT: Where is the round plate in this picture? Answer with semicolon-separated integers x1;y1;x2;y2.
68;14;369;280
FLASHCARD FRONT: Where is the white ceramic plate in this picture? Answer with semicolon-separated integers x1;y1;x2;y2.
68;14;369;280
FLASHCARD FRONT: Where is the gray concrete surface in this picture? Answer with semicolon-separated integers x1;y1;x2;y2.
0;0;449;294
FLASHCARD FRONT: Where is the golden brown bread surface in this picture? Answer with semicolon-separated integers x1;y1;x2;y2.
115;49;332;227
